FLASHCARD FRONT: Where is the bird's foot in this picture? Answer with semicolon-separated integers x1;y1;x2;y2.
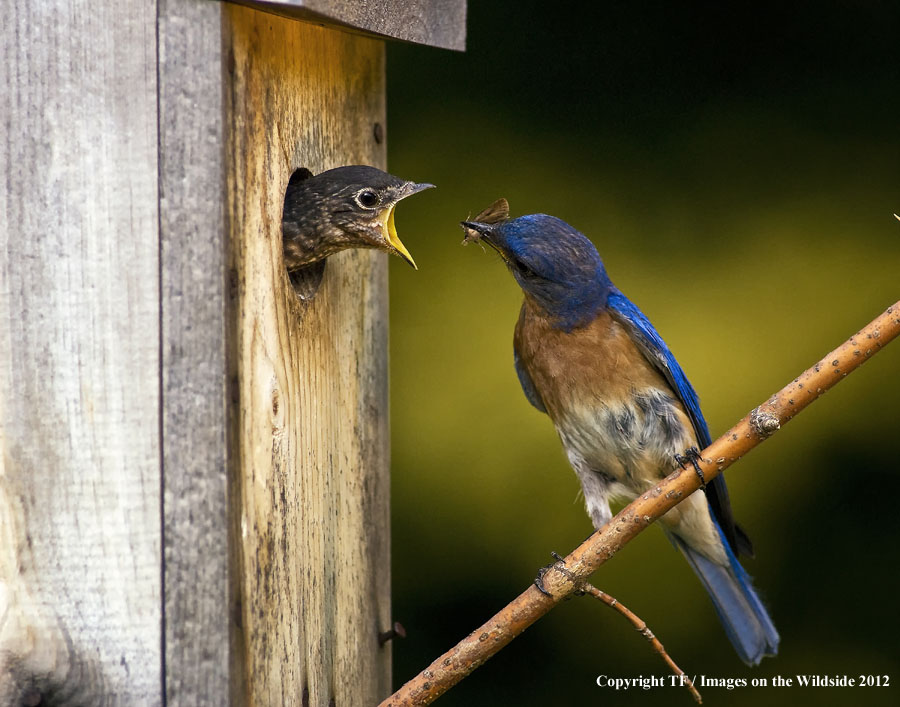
534;552;574;597
675;446;706;488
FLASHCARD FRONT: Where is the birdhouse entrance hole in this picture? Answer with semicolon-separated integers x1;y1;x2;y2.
283;166;326;301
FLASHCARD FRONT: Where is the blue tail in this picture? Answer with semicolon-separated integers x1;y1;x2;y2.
668;530;779;666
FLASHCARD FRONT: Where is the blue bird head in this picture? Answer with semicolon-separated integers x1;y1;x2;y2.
462;213;612;330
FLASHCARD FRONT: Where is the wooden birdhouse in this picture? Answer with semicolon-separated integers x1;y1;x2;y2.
0;2;465;704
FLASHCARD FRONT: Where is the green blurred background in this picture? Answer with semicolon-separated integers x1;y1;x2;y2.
383;3;900;704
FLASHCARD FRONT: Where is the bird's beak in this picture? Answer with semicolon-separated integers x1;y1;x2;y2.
384;206;417;269
460;220;493;240
400;181;437;199
383;182;435;270
460;221;509;263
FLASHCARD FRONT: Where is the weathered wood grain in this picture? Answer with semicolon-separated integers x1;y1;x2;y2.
232;0;467;50
157;1;231;705
224;6;392;705
0;1;161;704
3;1;442;703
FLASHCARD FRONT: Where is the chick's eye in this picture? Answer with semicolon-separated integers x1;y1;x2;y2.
356;190;379;208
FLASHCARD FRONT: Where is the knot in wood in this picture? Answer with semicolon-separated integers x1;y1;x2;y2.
749;406;781;437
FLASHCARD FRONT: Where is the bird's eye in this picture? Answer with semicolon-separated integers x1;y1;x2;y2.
356;190;379;208
516;261;538;279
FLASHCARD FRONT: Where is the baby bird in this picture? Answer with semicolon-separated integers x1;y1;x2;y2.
282;165;434;270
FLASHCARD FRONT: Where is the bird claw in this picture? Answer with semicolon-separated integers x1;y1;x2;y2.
675;446;706;488
534;552;572;597
534;570;553;596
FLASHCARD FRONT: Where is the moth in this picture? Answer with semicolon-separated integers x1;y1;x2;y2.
461;198;510;245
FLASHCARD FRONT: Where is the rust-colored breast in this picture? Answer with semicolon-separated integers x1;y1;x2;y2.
514;298;674;421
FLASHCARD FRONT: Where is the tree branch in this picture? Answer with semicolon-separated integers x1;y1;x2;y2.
380;302;900;707
579;583;702;703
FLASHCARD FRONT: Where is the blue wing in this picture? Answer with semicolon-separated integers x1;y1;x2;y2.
609;290;776;663
606;290;711;445
513;343;547;413
607;289;752;557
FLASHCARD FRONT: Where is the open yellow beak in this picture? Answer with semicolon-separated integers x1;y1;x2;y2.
386;205;417;270
381;181;433;269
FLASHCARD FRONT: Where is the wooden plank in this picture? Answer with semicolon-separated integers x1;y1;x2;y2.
0;2;161;704
232;0;466;50
157;1;231;705
224;6;392;704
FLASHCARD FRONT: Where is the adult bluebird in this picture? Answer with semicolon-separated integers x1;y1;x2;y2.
462;201;778;665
